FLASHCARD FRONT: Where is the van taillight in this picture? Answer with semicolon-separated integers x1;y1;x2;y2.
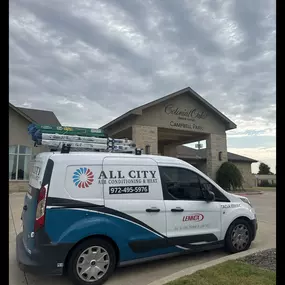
34;184;48;232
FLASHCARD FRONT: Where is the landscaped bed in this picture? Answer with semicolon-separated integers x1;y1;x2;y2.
240;248;276;271
166;249;276;285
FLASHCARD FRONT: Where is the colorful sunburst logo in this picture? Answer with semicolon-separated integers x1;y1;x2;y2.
72;168;94;188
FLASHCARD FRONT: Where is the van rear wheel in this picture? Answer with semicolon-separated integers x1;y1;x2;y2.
68;238;116;285
225;219;252;253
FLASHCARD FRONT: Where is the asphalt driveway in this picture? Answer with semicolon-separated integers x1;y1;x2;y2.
9;191;276;285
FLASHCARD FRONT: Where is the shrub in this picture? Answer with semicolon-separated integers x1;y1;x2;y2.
258;162;272;175
216;162;244;191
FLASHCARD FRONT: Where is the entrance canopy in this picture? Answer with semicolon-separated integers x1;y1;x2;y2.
101;87;236;180
101;86;236;139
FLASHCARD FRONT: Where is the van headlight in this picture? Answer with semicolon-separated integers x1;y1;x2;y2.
240;197;252;207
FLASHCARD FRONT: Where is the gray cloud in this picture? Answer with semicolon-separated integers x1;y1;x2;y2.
9;0;275;134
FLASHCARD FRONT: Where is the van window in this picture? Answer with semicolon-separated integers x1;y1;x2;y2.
159;166;204;201
28;154;52;190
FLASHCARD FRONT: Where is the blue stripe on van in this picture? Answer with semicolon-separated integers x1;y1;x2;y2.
44;208;182;262
46;196;168;238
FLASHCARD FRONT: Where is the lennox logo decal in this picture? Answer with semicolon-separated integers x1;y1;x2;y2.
182;213;204;222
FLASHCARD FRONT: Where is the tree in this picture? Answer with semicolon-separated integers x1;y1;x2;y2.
258;163;273;175
216;162;244;191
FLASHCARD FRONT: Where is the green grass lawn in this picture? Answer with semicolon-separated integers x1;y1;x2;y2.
166;260;276;285
254;187;276;191
243;187;276;192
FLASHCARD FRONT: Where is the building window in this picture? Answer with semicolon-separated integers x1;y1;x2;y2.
9;145;32;181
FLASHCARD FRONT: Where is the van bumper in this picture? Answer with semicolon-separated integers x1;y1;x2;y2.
16;232;70;276
251;219;258;241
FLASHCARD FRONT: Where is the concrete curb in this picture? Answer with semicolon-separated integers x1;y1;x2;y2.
9;190;27;194
9;192;26;197
147;247;271;285
234;191;263;196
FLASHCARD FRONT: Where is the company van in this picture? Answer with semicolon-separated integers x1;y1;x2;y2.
16;151;257;285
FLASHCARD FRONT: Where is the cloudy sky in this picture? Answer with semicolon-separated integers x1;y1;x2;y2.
9;0;276;174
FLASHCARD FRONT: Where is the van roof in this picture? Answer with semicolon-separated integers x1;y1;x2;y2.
39;151;190;167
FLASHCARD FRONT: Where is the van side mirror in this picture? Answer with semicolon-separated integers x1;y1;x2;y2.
205;190;215;202
201;183;215;202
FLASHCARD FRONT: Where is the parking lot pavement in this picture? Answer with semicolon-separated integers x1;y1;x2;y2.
247;192;276;250
9;191;276;285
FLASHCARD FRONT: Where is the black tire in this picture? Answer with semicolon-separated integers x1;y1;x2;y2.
67;238;117;285
225;219;253;254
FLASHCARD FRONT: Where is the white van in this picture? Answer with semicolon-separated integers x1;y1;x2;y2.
17;151;257;285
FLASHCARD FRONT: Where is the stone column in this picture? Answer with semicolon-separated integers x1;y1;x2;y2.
164;145;178;157
206;133;228;180
132;125;158;154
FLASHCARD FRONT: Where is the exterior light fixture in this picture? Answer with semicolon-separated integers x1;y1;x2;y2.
219;151;222;161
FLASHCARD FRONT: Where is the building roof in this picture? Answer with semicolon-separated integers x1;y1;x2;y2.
9;103;34;123
9;103;61;125
176;145;258;163
101;87;237;131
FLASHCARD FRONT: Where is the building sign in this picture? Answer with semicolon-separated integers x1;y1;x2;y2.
164;104;208;131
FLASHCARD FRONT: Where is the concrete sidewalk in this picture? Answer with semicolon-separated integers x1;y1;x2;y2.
9;193;27;285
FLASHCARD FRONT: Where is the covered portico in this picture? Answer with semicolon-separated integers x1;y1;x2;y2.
101;87;237;180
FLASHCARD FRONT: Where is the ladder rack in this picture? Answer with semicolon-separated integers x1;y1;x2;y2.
28;124;142;154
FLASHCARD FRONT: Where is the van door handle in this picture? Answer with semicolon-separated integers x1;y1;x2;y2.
171;207;184;212
23;205;28;211
146;208;160;213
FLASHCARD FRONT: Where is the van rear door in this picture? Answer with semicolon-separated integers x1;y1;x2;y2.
21;153;52;254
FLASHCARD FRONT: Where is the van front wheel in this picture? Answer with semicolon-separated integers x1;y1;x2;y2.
68;238;116;285
225;219;252;253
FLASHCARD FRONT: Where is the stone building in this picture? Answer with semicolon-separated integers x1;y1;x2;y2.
101;87;257;187
9;103;60;192
9;87;258;191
